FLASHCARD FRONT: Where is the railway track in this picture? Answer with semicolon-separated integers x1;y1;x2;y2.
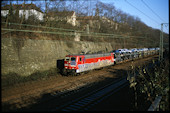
53;77;128;111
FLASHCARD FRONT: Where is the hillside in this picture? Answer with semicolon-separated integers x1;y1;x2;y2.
1;1;169;49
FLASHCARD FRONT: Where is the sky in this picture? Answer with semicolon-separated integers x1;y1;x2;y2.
101;0;169;34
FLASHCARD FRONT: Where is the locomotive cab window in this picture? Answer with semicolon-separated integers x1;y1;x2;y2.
71;57;76;61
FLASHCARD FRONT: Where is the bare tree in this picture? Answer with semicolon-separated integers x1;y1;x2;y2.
5;2;13;27
44;0;52;26
20;0;26;28
1;0;10;7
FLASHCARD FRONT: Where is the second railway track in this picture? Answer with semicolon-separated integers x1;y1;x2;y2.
53;77;128;111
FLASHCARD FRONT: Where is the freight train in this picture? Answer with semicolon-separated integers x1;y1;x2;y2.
62;47;159;75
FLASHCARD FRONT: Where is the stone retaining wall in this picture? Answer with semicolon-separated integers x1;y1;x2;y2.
1;37;113;76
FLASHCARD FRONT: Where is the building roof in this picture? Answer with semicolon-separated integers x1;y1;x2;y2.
77;16;99;20
46;11;75;17
1;3;43;13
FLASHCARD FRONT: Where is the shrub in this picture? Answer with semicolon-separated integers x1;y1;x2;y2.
1;68;59;87
127;59;169;110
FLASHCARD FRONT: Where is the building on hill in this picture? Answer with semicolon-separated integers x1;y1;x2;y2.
46;11;78;26
77;16;119;31
1;3;44;21
77;16;101;30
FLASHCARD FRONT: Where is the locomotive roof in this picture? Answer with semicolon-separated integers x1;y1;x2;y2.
66;52;113;59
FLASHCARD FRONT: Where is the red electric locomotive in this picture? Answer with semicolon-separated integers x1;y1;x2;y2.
63;52;115;75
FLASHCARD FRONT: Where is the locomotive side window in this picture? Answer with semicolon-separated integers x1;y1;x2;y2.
80;57;82;61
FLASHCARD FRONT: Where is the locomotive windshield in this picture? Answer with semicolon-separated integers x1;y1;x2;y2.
71;57;76;61
65;57;76;61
